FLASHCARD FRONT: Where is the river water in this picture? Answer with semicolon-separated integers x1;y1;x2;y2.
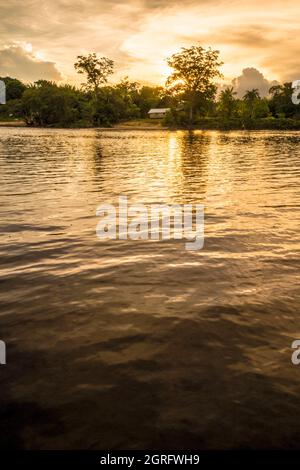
0;128;299;449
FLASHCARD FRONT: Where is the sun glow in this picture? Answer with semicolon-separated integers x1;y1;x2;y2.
0;0;299;84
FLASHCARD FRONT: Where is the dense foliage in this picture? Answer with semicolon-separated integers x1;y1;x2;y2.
0;48;300;129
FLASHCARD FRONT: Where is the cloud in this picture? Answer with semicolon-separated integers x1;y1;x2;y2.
0;0;299;84
261;31;300;82
231;67;278;98
198;26;274;48
0;44;62;82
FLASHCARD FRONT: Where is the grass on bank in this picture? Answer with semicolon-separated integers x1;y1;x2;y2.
113;118;164;128
1;115;300;130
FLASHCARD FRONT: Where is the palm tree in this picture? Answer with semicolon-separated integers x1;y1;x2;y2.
243;89;260;119
244;88;260;101
218;86;237;119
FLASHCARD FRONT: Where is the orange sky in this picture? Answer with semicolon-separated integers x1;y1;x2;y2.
0;0;299;90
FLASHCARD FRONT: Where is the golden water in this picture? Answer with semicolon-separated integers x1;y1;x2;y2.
0;128;299;449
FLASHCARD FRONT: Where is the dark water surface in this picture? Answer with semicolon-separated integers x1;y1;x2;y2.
0;128;299;449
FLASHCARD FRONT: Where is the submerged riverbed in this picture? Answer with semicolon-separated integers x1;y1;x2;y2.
0;128;299;449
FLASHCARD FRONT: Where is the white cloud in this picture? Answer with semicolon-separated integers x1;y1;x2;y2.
231;68;278;98
0;44;62;82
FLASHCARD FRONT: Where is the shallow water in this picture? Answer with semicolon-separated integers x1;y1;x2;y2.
0;128;299;449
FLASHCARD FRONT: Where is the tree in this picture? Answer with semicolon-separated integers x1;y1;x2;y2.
74;53;114;95
114;78;140;118
21;81;84;127
133;85;164;118
166;46;223;126
218;86;237;119
252;98;269;118
243;89;260;119
243;89;260;102
269;83;298;118
0;76;26;120
0;76;26;100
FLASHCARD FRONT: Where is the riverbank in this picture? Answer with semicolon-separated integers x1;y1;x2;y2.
0;120;26;127
193;117;300;130
1;117;300;130
0;118;165;130
113;119;168;130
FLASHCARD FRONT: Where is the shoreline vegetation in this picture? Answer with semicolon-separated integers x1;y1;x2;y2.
1;46;299;131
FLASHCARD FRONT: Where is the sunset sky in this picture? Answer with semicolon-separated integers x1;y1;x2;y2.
0;0;299;94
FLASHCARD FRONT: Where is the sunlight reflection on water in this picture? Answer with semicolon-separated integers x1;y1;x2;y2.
0;128;299;449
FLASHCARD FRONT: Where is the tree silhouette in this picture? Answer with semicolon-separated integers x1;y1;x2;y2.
166;46;223;127
218;86;237;119
74;53;114;95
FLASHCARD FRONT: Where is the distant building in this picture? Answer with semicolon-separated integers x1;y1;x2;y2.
148;108;170;119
